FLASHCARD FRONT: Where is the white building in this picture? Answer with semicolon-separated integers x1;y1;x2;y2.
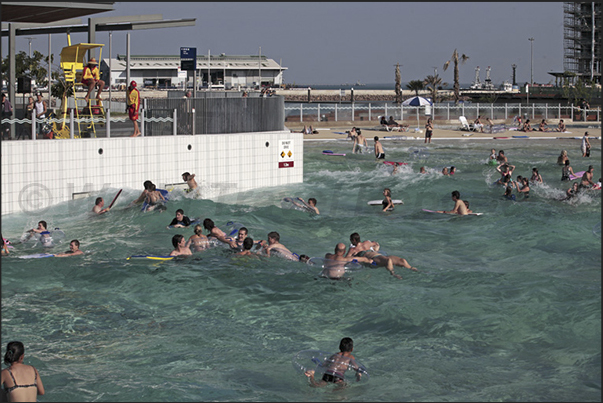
100;54;287;90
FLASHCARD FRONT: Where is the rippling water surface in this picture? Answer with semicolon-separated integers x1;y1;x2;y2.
2;138;600;402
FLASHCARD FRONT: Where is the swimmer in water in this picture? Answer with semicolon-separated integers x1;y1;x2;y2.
53;239;84;257
305;337;364;388
203;218;238;248
169;234;192;256
234;237;259;258
321;243;373;280
187;224;209;252
259;231;298;260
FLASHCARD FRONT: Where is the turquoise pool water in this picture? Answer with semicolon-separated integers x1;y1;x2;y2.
1;138;600;402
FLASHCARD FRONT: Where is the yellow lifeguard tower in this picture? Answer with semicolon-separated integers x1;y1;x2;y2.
54;33;105;139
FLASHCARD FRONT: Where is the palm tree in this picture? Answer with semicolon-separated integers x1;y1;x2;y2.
443;49;469;104
406;80;425;97
423;74;447;104
394;63;402;104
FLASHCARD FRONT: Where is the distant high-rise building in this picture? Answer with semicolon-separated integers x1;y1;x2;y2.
563;2;601;84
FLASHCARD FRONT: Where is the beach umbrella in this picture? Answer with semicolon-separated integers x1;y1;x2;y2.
402;96;433;129
401;96;432;106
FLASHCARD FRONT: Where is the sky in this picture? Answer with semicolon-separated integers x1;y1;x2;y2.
3;2;565;86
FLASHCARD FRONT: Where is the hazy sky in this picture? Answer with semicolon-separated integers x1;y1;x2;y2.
5;2;565;86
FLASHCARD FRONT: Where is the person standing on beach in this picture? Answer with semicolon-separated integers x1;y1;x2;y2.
374;136;385;160
127;81;141;137
424;117;433;143
581;132;591;157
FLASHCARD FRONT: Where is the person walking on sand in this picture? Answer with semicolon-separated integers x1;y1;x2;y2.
374;136;385;160
127;81;141;137
424;117;433;143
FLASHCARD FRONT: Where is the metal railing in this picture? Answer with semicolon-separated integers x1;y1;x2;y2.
284;102;602;124
1;95;285;139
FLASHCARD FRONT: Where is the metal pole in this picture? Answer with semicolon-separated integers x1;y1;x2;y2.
31;113;36;140
368;103;371;122
106;108;110;138
207;49;210;91
317;103;320;122
192;108;196;134
335;103;337;122
48;34;52;108
173;109;177;135
69;108;74;139
300;103;303;122
140;102;145;137
109;31;112;110
258;46;261;90
528;37;534;86
126;33;131;91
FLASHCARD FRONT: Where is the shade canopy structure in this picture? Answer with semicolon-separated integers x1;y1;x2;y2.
402;96;433;106
402;96;433;129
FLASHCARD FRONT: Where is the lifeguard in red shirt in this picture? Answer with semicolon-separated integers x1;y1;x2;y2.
127;81;141;137
81;58;105;104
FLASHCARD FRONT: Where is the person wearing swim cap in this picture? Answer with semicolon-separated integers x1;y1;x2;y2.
127;80;141;137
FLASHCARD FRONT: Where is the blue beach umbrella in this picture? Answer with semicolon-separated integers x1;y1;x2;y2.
401;96;433;106
402;96;433;129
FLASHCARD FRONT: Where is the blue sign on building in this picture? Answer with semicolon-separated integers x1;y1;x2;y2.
180;47;197;71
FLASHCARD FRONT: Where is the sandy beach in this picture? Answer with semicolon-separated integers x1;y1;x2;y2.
285;120;600;141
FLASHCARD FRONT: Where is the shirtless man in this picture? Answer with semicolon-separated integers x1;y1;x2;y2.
169;234;192;256
437;190;468;215
144;184;166;211
259;231;298;260
53;239;84;257
203;218;238;248
21;220;49;243
346;233;417;279
321;242;373;279
234;237;259;258
131;180;154;205
92;197;110;214
374;136;385;160
306;198;320;215
305;337;364;388
182;172;198;192
353;129;368;154
580;165;595;189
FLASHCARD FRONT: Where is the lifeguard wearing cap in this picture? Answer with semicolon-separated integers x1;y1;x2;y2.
81;57;105;104
127;80;141;137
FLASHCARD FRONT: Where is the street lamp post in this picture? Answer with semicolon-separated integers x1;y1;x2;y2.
528;37;534;86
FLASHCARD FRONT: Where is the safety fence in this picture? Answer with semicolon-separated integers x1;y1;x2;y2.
284;102;602;124
1;96;285;140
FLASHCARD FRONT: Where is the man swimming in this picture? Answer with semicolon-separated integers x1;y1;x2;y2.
203;218;238;248
346;233;417;279
321;243;373;279
259;231;298;261
437;190;469;215
53;239;84;257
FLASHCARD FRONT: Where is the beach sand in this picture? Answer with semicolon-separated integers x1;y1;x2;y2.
285;120;600;141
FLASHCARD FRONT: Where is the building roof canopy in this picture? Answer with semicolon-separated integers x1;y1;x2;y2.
1;2;115;24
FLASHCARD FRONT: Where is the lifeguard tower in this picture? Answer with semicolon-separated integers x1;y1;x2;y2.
53;33;105;139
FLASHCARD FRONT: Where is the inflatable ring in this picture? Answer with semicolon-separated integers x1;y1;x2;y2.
292;349;369;384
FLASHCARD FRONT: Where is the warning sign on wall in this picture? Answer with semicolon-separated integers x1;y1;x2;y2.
279;139;294;168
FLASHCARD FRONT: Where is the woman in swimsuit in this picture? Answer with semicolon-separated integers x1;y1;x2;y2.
381;188;394;212
530;167;543;183
557;150;568;165
561;159;574;181
187;224;209;252
1;341;45;402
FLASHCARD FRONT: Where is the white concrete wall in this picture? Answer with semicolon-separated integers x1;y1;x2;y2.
1;131;303;216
